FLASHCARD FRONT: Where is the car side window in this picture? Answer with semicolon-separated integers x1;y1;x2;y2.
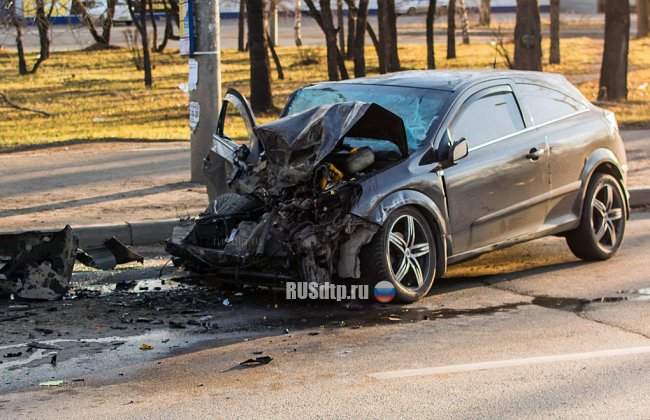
449;91;525;149
518;83;588;126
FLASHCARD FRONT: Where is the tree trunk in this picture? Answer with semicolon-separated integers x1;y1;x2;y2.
127;0;153;87
479;0;491;26
514;0;542;71
447;0;456;59
638;0;649;38
354;0;369;77
35;0;51;61
72;0;111;47
549;0;560;64
295;0;303;46
377;0;400;73
337;0;345;56
148;0;158;51
156;0;175;52
269;0;278;46
100;0;117;44
9;1;27;75
346;3;356;59
247;0;273;111
426;0;436;69
320;0;341;80
599;0;630;100
266;29;285;80
344;0;380;60
459;0;470;44
239;0;247;51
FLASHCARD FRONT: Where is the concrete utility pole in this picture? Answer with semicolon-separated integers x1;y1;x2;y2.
190;0;222;184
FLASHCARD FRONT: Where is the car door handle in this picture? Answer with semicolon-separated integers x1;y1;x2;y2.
526;147;545;161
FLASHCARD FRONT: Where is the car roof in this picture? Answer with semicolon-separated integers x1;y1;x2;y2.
307;70;569;93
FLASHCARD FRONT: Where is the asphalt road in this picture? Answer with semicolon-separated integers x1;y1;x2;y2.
0;12;616;52
1;210;649;418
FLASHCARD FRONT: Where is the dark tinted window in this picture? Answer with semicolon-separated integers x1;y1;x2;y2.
449;91;525;148
285;85;450;152
518;83;587;125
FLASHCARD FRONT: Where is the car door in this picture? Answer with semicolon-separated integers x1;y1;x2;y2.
515;82;592;227
442;85;551;256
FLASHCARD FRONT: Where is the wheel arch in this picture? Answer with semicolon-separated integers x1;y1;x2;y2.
356;190;449;279
577;149;630;221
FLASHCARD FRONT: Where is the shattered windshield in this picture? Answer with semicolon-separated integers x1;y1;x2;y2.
285;84;450;152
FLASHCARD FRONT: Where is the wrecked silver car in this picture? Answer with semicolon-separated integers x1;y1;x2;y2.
168;70;629;302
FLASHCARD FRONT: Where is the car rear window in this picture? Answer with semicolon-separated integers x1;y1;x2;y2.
285;85;450;152
517;83;588;126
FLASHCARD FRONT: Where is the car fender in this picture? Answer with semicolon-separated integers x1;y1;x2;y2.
353;189;449;278
576;148;629;218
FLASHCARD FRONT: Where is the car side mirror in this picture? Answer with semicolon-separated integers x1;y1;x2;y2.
449;138;469;164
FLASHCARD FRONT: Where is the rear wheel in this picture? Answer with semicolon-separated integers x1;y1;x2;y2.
566;173;626;261
360;207;437;303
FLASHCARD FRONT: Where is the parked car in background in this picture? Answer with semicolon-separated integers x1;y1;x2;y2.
168;70;629;303
86;0;132;25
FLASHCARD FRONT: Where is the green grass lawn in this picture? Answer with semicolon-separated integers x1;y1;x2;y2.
0;37;648;149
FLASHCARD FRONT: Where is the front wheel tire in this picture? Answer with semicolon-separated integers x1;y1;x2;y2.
566;173;626;261
360;207;437;303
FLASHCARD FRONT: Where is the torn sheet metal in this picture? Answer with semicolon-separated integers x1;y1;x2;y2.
0;226;78;301
252;101;408;191
76;237;144;270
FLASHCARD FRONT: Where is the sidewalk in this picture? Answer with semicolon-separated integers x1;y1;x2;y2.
0;130;648;240
0;140;207;233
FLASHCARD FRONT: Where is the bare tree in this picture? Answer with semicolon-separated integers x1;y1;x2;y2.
479;0;491;26
337;0;345;55
426;0;437;69
638;0;649;38
599;0;630;100
447;0;456;59
549;0;560;64
248;0;273;111
9;0;55;74
239;0;247;51
155;0;178;52
126;0;153;87
72;0;117;49
377;0;400;73
353;0;370;77
343;0;380;61
346;2;356;59
304;0;348;80
513;0;542;71
295;0;303;46
148;0;158;50
458;0;470;44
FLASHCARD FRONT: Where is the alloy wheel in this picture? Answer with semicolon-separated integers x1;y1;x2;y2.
386;214;432;289
591;183;624;251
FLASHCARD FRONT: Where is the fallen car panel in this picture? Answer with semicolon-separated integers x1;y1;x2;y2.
0;226;77;301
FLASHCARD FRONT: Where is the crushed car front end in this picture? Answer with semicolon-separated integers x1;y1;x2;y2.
166;89;412;285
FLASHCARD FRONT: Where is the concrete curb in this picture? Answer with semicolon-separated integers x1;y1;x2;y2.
0;219;179;249
629;188;650;208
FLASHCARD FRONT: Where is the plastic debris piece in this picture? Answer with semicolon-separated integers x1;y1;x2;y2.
39;380;64;387
140;344;154;350
239;356;273;366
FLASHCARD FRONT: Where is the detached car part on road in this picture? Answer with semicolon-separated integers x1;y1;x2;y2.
167;70;629;302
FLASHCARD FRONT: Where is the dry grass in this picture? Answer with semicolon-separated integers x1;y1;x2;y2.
0;36;648;149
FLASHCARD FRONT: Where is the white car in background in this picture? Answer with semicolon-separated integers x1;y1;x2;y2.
86;0;132;25
396;0;450;15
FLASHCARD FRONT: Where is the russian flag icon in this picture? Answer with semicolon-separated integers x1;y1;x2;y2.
374;280;396;303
